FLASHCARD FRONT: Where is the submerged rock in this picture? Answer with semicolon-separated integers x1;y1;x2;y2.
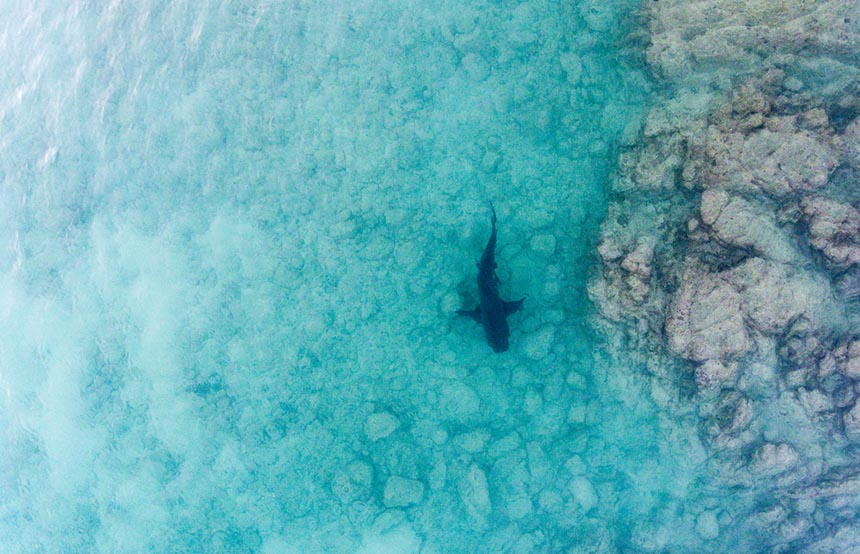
844;118;860;169
836;270;860;300
750;443;800;476
522;324;556;360
835;339;860;379
702;391;755;451
800;197;860;269
751;505;787;531
666;266;750;362
458;464;492;528
383;476;425;508
365;412;400;441
699;190;795;263
569;476;598;513
646;0;860;82
695;359;737;391
844;398;860;442
692;120;839;197
729;258;827;334
695;510;720;540
665;254;831;362
615;138;685;191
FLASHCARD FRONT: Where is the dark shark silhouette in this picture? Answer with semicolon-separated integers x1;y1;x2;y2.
458;204;524;352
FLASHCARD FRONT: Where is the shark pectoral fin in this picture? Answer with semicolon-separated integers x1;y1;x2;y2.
504;297;525;315
457;307;482;323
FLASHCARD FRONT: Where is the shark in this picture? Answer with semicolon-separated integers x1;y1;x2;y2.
458;204;524;353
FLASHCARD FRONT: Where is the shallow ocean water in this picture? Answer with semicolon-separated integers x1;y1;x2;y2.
0;1;745;552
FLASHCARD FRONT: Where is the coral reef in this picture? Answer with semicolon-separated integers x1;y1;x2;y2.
591;0;860;549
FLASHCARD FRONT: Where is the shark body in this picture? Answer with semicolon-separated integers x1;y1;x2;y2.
458;204;524;353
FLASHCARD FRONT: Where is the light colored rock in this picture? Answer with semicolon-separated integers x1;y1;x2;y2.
365;412;400;441
383;476;425;507
753;505;787;530
567;404;586;424
839;340;860;379
429;458;447;490
522;390;542;417
349;461;373;489
597;235;624;262
710;126;837;196
800;108;829;130
803;525;860;554
453;431;488;453
461;53;489;82
565;455;587;476
837;270;860;300
751;443;799;475
621;239;655;278
667;266;751;361
779;516;811;543
808;473;860;499
844;118;860;169
798;387;833;416
844;399;860;442
616;139;684;191
560;51;583;84
729;258;825;334
695;510;720;540
580;0;614;32
438;381;480;422
703;392;755;450
783;77;803;92
699;190;794;262
623;274;649;305
784;368;809;390
731;83;770;117
382;475;424;508
818;352;838;379
695;359;737;390
570;476;598;512
523;324;555;360
489;433;521;458
795;495;816;514
646;0;860;82
332;460;374;503
566;371;587;390
529;234;556;256
505;3;537;45
458;464;491;529
800;197;860;268
538;489;563;513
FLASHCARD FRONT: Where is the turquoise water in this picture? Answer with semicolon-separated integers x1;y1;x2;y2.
0;1;723;552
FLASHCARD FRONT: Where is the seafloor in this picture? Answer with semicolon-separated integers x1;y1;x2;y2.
0;1;858;553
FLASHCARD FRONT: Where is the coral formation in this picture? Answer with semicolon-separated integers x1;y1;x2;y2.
591;0;860;549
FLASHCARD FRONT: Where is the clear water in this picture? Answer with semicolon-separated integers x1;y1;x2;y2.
0;2;721;552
